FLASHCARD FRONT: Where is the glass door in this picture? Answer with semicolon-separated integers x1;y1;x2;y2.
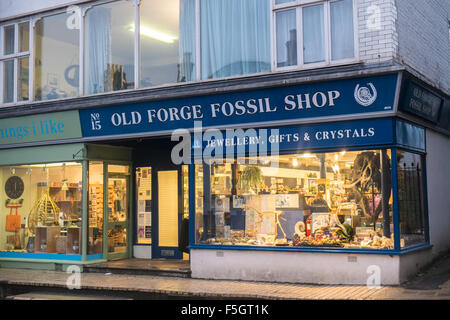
105;165;130;260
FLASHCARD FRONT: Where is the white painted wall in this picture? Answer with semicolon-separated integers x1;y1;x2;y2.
191;249;401;285
133;245;152;259
425;130;450;256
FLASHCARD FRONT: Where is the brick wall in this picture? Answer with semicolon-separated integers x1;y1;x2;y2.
357;0;399;64
357;0;449;93
395;0;450;93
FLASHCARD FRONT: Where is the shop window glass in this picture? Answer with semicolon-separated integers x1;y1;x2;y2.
108;164;129;174
88;162;104;254
397;151;426;247
136;167;152;244
200;0;271;79
85;0;134;94
34;13;80;101
0;162;83;255
195;150;396;250
195;164;204;243
140;0;194;87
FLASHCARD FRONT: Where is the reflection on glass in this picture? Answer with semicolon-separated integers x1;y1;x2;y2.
136;167;152;244
200;0;270;79
3;25;14;55
196;151;396;249
276;9;297;68
108;177;127;223
19;22;29;52
18;57;29;101
0;162;83;255
34;13;80;101
108;226;127;253
3;59;14;103
303;4;325;64
330;0;354;60
85;0;134;94
140;0;184;87
88;162;104;254
397;151;426;247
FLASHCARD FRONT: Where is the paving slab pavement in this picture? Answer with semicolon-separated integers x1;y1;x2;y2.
1;253;450;300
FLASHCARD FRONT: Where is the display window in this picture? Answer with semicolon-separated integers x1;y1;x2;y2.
195;150;400;250
0;162;83;254
397;151;427;247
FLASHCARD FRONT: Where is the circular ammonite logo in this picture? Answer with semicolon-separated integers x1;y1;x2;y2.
354;83;378;106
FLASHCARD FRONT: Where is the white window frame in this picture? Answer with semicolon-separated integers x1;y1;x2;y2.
0;19;31;106
272;0;359;72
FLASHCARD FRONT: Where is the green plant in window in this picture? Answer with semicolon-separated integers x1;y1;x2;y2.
239;166;263;194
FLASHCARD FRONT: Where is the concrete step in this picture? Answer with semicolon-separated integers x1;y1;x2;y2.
83;265;191;278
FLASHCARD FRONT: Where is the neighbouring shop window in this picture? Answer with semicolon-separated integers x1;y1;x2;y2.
34;12;79;101
0;162;83;254
274;0;355;68
200;0;271;79
195;150;396;250
397;151;427;247
1;21;31;104
136;167;152;244
85;0;134;95
88;162;104;254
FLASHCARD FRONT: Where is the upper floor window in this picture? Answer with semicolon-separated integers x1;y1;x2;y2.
0;0;359;105
34;12;80;101
274;0;356;69
1;21;30;104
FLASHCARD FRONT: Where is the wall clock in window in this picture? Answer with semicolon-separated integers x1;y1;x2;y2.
5;176;25;200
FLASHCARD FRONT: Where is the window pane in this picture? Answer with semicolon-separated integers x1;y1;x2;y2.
397;151;426;247
4;25;15;55
136;167;152;244
89;162;104;254
303;4;325;64
276;9;297;68
34;13;79;101
85;0;134;94
196;151;395;250
19;22;29;52
200;0;270;79
330;0;354;60
18;57;29;101
0;162;83;255
179;0;196;82
3;59;14;103
140;0;184;87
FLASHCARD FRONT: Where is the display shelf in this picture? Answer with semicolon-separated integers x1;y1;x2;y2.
66;227;81;254
35;226;61;253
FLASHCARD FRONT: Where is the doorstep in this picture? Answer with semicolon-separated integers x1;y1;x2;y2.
83;258;191;278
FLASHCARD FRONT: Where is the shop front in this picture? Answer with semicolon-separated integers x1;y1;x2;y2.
1;70;448;285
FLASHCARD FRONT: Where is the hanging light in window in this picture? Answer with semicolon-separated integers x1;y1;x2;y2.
292;158;299;167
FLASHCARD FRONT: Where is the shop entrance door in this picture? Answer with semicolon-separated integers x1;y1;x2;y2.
105;173;130;260
153;170;183;259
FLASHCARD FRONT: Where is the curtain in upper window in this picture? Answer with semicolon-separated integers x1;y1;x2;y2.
330;0;355;61
85;0;134;95
178;0;196;82
303;4;325;64
200;0;270;80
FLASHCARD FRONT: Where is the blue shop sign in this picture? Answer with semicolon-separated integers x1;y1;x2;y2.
198;118;396;157
79;74;398;138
